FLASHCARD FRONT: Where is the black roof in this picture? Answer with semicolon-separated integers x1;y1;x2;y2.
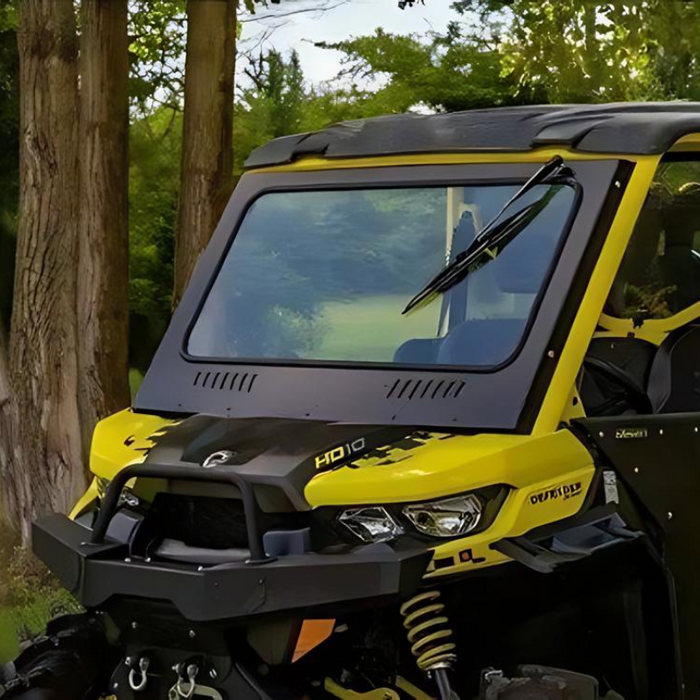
245;102;700;169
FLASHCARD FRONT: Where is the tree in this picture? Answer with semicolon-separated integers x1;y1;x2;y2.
451;0;700;103
173;0;355;306
77;0;131;457
129;0;187;118
0;0;83;544
318;25;526;114
0;2;19;330
173;0;238;307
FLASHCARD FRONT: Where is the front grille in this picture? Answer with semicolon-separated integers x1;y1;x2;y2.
142;493;313;553
148;493;250;550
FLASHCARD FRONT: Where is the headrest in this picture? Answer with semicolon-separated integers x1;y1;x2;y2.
493;235;554;295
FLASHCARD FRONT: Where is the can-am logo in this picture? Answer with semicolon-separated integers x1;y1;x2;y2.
530;481;583;506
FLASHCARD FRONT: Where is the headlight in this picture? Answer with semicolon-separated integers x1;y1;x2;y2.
338;506;404;543
403;494;483;538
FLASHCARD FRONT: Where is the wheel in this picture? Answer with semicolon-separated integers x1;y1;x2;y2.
1;614;113;700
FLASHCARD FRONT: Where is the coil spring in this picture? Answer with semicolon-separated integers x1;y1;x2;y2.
400;590;457;673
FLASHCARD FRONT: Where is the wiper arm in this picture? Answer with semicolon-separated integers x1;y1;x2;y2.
403;156;574;315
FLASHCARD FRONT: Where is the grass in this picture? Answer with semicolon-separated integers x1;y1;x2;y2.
129;367;145;398
311;294;440;362
0;526;81;664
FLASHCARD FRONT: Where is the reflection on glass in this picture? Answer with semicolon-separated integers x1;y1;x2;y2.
189;184;575;367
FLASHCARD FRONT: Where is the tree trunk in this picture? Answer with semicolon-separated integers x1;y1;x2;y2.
77;0;130;456
0;320;8;411
1;0;83;545
173;0;237;308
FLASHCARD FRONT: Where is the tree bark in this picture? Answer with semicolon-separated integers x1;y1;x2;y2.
77;0;131;456
0;320;8;411
1;0;83;545
173;0;237;308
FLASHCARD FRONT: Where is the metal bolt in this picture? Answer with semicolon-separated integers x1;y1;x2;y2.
695;427;698;434
113;682;119;690
668;512;674;520
189;629;196;639
210;668;218;680
145;557;152;563
659;429;664;435
125;657;132;666
599;431;605;438
615;181;622;188
634;467;640;474
131;621;138;630
124;557;132;563
547;350;555;358
197;565;204;572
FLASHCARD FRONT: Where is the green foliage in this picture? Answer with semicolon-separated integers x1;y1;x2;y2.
129;0;187;116
0;528;81;663
487;1;660;102
234;48;371;173
317;26;524;113
452;0;700;102
129;108;182;370
128;0;276;117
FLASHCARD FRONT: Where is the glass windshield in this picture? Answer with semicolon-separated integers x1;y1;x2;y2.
188;184;576;367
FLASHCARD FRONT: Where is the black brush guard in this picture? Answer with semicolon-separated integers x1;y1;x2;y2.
32;463;430;622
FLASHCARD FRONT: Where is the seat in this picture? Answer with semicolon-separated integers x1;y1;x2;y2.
647;324;700;413
580;337;657;417
581;325;700;416
393;319;526;367
436;318;526;366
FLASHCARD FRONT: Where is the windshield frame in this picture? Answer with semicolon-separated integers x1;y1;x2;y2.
136;160;627;433
182;178;582;373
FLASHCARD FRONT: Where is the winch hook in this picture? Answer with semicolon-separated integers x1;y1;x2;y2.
171;663;199;699
128;657;150;692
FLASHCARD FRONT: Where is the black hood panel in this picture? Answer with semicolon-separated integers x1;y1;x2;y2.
143;415;412;511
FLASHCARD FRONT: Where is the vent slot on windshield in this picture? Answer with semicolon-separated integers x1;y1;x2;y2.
193;371;258;393
386;378;466;401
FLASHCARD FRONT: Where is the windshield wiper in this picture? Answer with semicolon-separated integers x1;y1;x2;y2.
402;156;575;315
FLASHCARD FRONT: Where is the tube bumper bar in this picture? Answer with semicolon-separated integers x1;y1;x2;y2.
33;513;430;622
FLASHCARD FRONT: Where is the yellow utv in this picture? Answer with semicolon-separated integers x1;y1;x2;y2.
7;103;700;700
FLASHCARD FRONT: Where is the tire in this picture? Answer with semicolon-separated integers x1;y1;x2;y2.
1;614;113;700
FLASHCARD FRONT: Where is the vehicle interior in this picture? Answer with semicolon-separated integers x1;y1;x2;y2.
580;157;700;418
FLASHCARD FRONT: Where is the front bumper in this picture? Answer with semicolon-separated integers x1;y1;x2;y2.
33;514;430;622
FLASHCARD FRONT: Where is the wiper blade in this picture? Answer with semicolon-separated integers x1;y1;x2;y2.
403;156;573;315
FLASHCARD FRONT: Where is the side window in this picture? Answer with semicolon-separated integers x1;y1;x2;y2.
606;160;700;320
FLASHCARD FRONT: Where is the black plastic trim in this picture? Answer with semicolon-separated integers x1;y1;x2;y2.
244;103;700;168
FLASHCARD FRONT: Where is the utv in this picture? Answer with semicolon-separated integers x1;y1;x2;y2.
6;103;700;700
